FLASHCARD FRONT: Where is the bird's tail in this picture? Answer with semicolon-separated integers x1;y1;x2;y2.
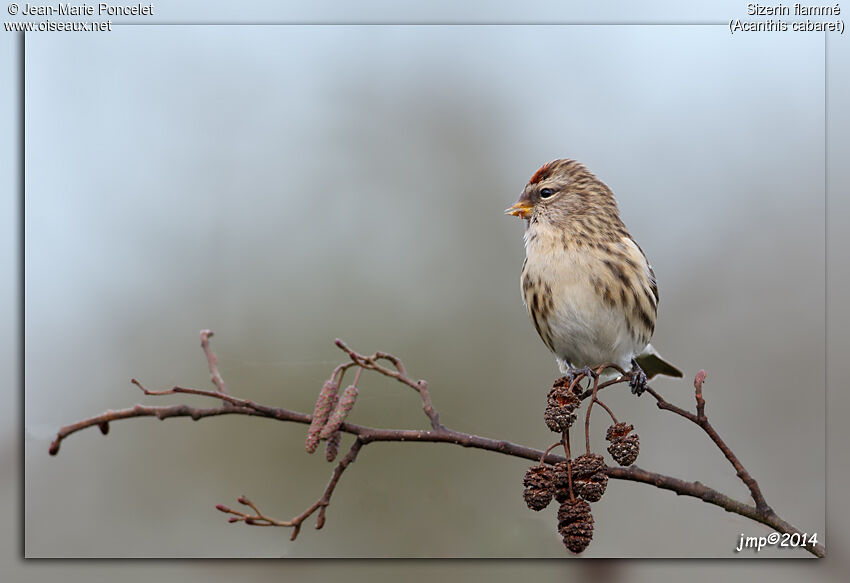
635;343;683;379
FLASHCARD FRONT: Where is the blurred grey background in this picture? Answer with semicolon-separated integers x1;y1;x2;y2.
3;0;849;579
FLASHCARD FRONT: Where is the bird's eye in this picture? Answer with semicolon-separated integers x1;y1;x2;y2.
540;188;556;199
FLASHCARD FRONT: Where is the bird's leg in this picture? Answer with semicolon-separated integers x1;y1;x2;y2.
629;359;648;396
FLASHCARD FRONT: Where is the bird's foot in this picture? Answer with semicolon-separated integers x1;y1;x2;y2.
629;359;648;396
566;366;596;387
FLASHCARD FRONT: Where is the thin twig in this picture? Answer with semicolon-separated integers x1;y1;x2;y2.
583;365;607;454
645;371;771;514
216;438;364;539
539;440;563;466
331;362;357;387
593;398;618;424
334;338;444;431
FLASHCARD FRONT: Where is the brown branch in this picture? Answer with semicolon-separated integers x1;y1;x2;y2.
216;439;364;540
604;465;819;554
644;370;771;514
48;334;824;558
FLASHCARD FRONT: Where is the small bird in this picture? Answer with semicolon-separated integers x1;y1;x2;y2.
506;159;682;389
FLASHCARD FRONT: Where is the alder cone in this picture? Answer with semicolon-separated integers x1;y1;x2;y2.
571;453;608;503
606;422;640;466
544;383;580;432
522;465;554;511
558;498;594;554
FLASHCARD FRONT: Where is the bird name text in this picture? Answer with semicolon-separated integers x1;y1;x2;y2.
731;3;844;32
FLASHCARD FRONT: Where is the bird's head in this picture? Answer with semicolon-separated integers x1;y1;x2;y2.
505;159;620;228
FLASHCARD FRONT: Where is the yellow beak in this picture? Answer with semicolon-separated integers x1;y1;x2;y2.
505;200;533;219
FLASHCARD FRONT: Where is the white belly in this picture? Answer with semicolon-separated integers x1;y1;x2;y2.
522;238;645;371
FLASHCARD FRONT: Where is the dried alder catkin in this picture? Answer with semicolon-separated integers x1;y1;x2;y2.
544;382;581;433
522;465;555;511
552;461;574;503
606;422;640;466
558;498;594;554
571;454;608;503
